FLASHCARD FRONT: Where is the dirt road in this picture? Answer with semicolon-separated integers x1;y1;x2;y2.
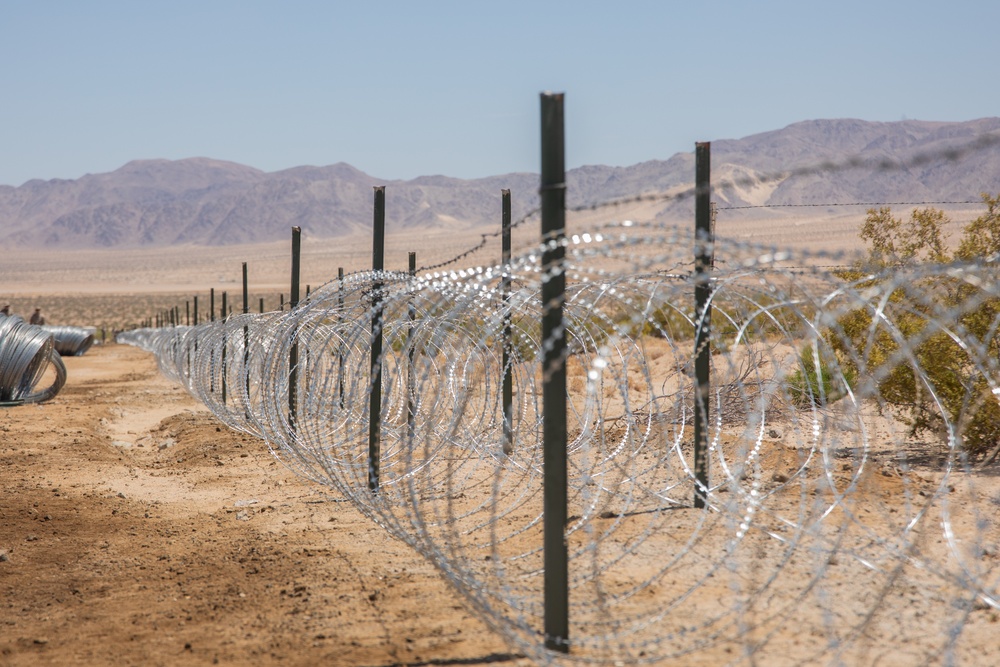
0;343;528;666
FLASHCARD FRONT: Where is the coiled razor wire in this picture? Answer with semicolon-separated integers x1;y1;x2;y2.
119;222;1000;665
0;315;68;404
41;325;97;356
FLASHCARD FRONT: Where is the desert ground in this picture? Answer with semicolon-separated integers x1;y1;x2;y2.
3;211;998;666
0;340;536;666
1;228;544;666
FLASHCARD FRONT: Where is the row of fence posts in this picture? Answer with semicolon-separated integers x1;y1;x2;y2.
139;92;713;657
141;187;515;510
150;290;287;330
148;280;309;331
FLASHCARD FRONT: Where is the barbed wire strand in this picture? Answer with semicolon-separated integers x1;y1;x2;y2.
414;130;1000;275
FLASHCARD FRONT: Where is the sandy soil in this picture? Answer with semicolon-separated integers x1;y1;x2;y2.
0;342;532;666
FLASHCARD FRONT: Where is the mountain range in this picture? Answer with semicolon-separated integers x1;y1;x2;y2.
3;117;999;249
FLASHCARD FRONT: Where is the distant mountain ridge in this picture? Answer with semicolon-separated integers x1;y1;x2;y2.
3;117;999;249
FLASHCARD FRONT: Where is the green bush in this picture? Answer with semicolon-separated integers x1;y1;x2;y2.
831;194;1000;458
788;344;854;408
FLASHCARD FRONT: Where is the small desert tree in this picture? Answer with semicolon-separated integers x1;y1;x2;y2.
832;194;1000;460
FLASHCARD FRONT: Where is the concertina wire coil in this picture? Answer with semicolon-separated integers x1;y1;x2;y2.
118;220;1000;665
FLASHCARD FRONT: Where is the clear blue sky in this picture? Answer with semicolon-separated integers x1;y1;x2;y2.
2;0;997;187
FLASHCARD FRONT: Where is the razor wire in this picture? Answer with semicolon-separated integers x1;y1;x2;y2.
0;315;68;404
41;325;97;356
118;218;1000;665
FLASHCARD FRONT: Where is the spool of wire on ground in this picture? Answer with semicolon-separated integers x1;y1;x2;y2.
42;325;96;356
0;315;68;404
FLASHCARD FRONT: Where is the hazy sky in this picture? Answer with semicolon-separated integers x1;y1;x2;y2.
2;0;997;187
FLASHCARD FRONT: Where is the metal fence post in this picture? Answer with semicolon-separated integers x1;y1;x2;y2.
221;291;228;404
338;267;345;409
407;252;417;445
210;288;216;393
369;186;386;492
502;189;514;456
289;227;302;432
540;91;569;654
243;262;250;405
693;141;712;509
192;295;199;379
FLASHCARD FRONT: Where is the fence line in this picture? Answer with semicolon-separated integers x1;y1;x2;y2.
119;234;1000;665
117;107;1000;665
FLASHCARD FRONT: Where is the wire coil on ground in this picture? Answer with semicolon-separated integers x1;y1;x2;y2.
0;315;68;404
42;325;96;356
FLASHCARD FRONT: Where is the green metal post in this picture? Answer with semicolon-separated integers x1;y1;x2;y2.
243;262;250;404
221;291;228;404
369;186;386;492
540;91;569;654
209;288;216;393
502;189;513;455
693;142;712;509
338;267;345;409
407;251;416;445
208;287;215;394
192;296;199;379
289;227;301;431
